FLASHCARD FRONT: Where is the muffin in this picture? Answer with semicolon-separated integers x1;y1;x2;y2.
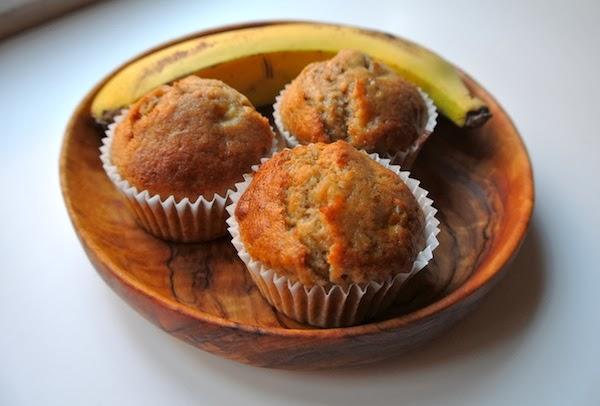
226;141;440;327
274;49;437;167
100;75;276;242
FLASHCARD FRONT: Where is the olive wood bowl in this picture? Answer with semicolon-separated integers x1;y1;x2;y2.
60;22;534;369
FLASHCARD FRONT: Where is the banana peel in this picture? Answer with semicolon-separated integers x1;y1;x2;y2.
91;22;490;128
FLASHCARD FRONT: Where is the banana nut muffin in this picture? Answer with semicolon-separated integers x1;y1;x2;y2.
278;49;428;155
234;141;425;287
111;75;274;201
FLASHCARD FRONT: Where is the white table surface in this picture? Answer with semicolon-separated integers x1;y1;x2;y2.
2;1;599;405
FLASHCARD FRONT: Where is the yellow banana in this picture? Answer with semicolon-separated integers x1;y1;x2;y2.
91;22;490;127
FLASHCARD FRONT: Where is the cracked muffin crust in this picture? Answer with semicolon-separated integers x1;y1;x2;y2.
235;141;426;287
111;75;274;201
278;49;428;155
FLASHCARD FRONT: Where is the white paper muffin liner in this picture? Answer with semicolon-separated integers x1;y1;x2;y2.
99;110;279;242
226;152;440;327
273;84;438;169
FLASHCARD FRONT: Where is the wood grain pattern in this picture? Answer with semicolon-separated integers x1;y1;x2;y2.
60;23;533;369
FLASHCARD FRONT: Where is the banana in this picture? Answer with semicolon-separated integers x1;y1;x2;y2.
91;23;490;127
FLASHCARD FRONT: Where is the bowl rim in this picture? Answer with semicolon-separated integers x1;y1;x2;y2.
60;20;535;339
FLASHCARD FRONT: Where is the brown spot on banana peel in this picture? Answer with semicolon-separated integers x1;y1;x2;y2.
262;56;274;79
327;23;423;53
136;41;213;92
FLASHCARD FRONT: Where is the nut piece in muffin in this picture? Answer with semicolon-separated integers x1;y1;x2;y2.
235;141;425;287
278;49;428;156
111;75;275;201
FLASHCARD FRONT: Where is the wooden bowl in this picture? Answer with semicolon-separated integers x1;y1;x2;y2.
60;22;534;369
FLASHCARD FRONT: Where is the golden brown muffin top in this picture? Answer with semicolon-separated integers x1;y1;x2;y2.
279;49;428;155
111;76;274;201
235;141;425;287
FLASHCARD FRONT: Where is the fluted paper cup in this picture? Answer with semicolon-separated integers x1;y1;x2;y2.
226;152;440;327
100;110;279;242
